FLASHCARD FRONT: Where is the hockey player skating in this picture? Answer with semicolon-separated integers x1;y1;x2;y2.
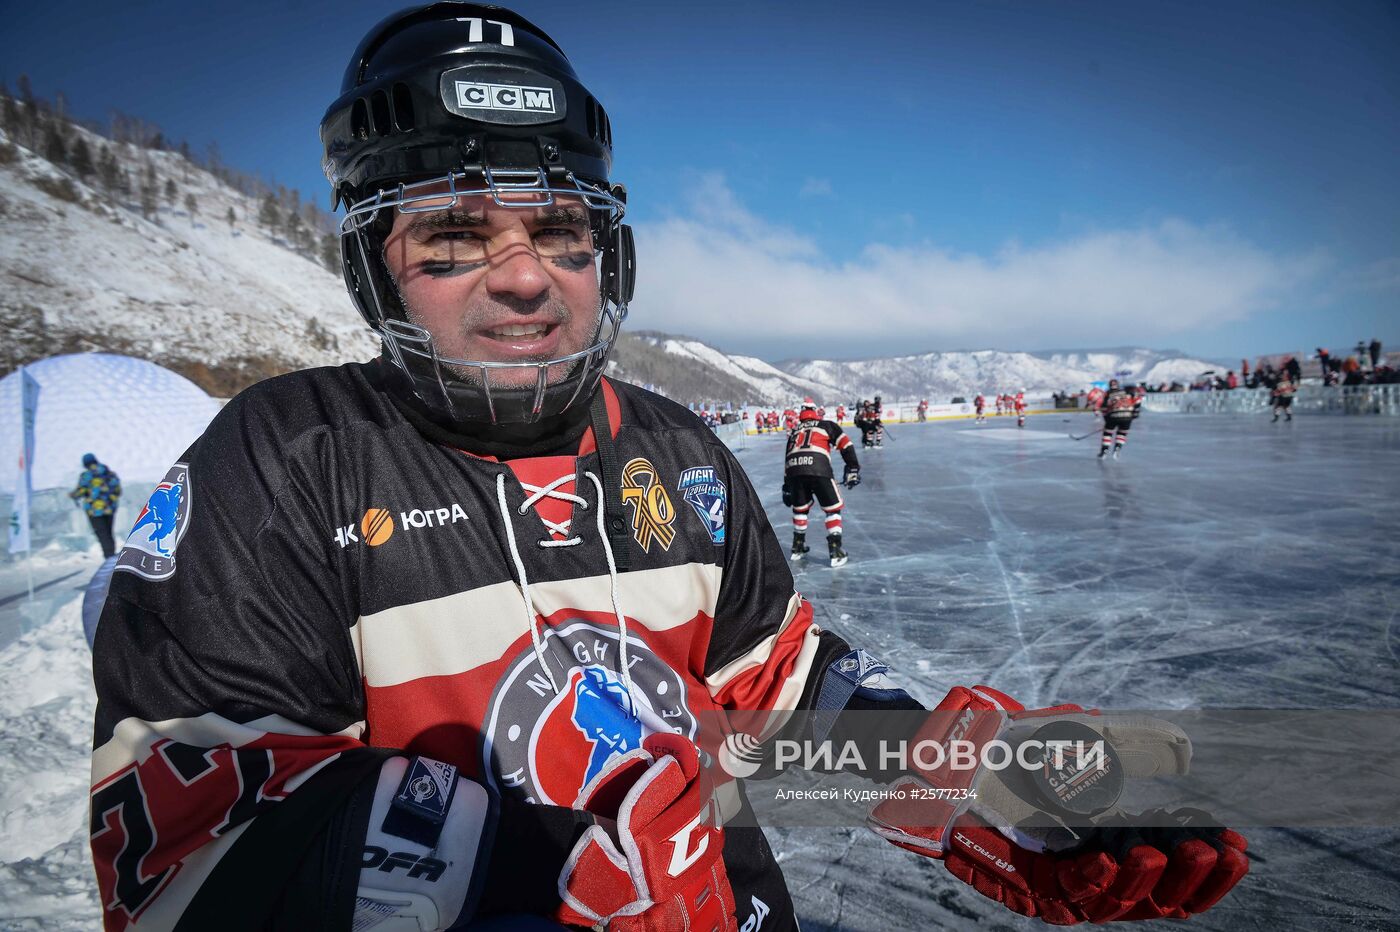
916;398;928;421
1271;374;1296;422
1096;379;1143;459
974;392;986;423
782;400;859;567
854;398;883;448
87;6;1247;930
853;399;873;447
1014;389;1027;428
835;402;846;424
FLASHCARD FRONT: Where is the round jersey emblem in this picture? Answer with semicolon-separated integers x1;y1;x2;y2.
482;620;697;805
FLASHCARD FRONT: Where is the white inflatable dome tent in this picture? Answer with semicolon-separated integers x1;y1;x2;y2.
0;353;221;494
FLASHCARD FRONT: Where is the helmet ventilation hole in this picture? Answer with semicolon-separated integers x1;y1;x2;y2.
392;83;415;131
371;89;392;136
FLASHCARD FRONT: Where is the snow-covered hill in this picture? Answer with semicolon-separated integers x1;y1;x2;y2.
0;122;376;396
0;108;1213;406
781;346;1218;399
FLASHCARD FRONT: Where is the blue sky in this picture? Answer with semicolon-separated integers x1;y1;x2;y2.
3;0;1397;362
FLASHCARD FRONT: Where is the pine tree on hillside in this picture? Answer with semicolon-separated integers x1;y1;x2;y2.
43;123;67;165
97;147;120;191
226;206;237;229
320;234;341;272
69;136;94;176
164;177;177;204
285;208;305;250
258;193;280;236
17;75;38;147
185;192;198;223
140;182;157;220
1;94;21;138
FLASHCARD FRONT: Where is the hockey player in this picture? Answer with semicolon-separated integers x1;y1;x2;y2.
1271;374;1296;422
854;399;882;448
87;6;1247;930
782;406;798;432
835;403;846;424
1014;389;1027;428
995;393;1004;416
1096;379;1142;459
782;401;859;567
973;392;986;423
916;398;928;421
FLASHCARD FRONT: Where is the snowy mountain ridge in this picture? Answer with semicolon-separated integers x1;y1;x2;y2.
779;346;1217;401
0;106;1212;405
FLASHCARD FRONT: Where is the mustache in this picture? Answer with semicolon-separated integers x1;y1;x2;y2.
458;296;572;332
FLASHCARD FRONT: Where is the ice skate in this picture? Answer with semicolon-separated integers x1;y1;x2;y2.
827;533;848;568
790;532;809;561
1112;448;1121;460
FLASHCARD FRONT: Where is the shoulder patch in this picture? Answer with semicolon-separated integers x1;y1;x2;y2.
116;462;192;581
620;457;676;552
677;466;726;545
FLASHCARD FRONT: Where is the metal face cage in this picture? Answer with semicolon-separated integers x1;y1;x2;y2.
339;168;634;424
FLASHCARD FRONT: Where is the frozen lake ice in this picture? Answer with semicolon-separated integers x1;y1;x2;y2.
733;412;1400;929
1;411;1397;929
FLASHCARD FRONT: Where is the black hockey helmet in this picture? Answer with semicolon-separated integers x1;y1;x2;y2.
321;2;635;425
1109;378;1120;389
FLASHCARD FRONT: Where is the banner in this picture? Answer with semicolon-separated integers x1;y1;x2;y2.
8;366;40;554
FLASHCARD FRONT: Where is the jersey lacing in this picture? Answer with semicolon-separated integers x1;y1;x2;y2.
494;471;636;699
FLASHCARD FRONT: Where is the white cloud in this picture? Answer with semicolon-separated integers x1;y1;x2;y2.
799;176;833;197
630;175;1328;351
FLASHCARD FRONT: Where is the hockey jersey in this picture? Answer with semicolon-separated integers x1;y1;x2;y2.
89;364;851;930
784;420;857;479
1100;387;1141;419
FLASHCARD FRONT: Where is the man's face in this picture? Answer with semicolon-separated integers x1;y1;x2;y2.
381;186;601;389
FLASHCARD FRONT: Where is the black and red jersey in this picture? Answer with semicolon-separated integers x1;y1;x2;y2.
784;419;857;479
1101;387;1141;418
89;364;850;930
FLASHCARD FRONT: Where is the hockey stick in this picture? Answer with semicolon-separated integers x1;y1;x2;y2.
880;424;895;442
1069;414;1104;441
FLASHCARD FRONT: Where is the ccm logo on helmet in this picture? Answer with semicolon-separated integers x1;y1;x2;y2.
454;81;556;115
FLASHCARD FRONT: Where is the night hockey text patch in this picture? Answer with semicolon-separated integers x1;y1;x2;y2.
677;466;726;545
116;463;191;581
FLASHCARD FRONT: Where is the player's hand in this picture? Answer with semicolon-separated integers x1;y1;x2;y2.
844;466;861;489
554;733;735;931
866;685;1248;923
781;478;796;507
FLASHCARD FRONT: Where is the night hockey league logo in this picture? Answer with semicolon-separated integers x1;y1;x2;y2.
620;457;676;552
116;462;191;581
677;466;727;545
483;621;696;805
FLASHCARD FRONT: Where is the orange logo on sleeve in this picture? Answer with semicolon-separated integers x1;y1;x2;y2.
361;508;395;546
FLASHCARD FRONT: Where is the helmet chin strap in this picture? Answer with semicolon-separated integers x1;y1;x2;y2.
380;358;599;460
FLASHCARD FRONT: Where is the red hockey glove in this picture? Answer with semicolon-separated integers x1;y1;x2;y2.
554;733;735;931
867;685;1248;923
